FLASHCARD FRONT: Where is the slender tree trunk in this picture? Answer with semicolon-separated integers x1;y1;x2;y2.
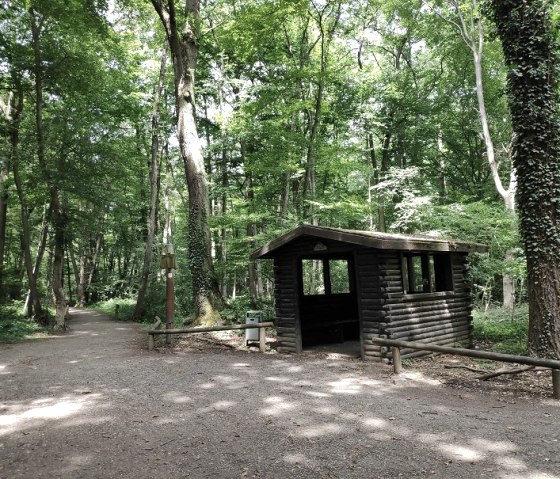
85;233;103;303
302;3;341;226
23;204;50;317
367;132;386;232
220;146;228;298
31;9;67;329
132;45;167;322
0;93;16;300
450;0;518;308
68;244;83;307
491;0;560;358
437;131;447;203
13;160;46;321
151;0;223;325
8;81;46;321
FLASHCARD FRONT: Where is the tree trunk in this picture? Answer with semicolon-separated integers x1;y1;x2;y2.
367;132;386;232
8;81;46;321
51;195;67;330
151;0;223;325
68;244;83;307
491;0;560;358
23;204;50;317
30;8;66;329
451;0;518;308
0;93;14;300
132;45;167;322
1;87;24;301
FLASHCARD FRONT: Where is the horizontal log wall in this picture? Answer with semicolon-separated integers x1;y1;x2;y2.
274;256;300;353
356;249;387;361
381;253;473;360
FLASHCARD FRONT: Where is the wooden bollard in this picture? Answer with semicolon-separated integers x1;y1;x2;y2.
553;369;560;400
392;346;402;374
115;304;120;321
148;333;155;351
259;326;266;353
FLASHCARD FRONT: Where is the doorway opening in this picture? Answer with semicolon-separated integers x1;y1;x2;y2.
298;254;360;349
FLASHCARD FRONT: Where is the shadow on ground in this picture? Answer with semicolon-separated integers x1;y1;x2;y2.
0;309;558;478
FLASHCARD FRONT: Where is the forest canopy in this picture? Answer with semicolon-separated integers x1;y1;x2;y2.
1;0;558;356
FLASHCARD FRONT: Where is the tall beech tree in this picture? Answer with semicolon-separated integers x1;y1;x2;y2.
150;0;223;324
490;0;560;358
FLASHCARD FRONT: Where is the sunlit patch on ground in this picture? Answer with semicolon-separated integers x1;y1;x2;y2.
0;395;101;436
260;396;295;416
328;377;364;394
299;422;343;438
162;391;192;404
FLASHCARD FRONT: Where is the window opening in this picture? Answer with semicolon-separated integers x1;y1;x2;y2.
402;253;453;294
301;259;325;295
329;259;350;294
301;257;351;296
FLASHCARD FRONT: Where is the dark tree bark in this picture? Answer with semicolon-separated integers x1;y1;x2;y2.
0;92;15;300
490;0;560;358
10;85;47;322
150;0;223;324
132;45;167;322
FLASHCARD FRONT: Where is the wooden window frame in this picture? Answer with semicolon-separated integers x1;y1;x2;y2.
401;252;453;295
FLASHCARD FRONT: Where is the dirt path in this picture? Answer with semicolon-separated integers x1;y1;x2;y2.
1;309;559;479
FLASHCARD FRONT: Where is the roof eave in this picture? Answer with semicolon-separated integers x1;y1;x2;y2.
250;224;488;259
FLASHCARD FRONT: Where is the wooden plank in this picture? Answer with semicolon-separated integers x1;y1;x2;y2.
371;337;560;369
390;325;471;342
387;318;470;334
148;322;274;335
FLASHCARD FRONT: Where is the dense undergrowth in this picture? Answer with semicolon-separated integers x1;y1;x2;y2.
472;304;529;355
0;302;47;342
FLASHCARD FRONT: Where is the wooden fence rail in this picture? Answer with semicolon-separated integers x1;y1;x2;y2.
147;321;274;352
370;337;560;400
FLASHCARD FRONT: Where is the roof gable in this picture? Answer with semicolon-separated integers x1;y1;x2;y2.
250;225;488;259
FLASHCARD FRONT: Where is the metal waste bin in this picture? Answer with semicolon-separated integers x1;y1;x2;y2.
245;310;262;343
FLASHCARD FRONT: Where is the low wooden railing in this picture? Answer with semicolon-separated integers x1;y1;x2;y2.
147;321;274;352
371;337;560;400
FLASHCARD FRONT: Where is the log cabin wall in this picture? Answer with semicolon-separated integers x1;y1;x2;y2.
273;256;301;353
380;252;472;360
356;248;386;361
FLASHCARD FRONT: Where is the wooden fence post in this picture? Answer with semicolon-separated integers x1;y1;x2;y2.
259;325;266;353
392;346;402;374
553;369;560;400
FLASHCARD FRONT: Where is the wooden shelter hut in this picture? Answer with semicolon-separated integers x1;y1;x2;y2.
250;225;487;361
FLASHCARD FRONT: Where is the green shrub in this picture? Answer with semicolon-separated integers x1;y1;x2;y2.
0;301;46;342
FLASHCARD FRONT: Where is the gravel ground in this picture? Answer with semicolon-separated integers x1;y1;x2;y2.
1;309;559;479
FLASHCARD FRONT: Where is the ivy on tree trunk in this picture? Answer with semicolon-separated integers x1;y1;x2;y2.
151;0;223;324
490;0;560;358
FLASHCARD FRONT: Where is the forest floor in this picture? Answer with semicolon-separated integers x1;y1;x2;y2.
1;309;559;479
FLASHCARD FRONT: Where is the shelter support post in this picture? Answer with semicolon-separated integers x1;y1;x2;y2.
392;347;402;374
553;369;560;400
